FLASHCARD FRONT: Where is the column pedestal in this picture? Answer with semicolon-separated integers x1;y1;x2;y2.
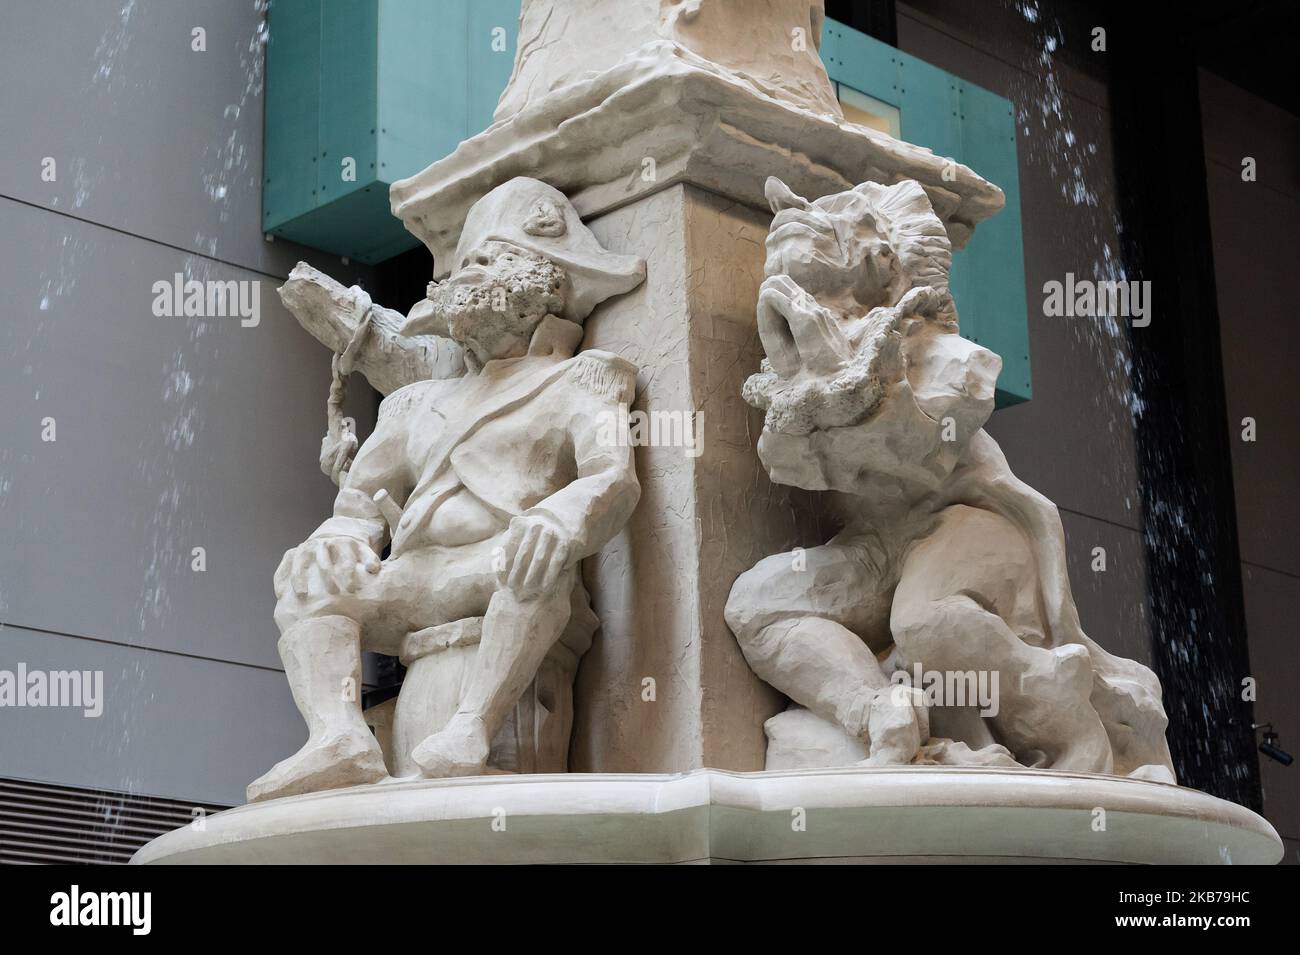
133;768;1285;865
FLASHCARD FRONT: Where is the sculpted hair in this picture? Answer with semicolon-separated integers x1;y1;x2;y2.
852;180;952;296
817;179;956;324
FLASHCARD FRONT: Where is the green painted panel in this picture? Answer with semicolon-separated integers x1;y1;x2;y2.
466;0;519;130
317;0;378;208
821;18;1031;406
820;21;899;107
377;0;467;186
273;182;402;263
952;81;1031;400
263;0;319;231
898;58;961;162
264;0;518;263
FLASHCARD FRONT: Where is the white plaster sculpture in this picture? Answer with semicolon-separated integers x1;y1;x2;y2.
494;0;841;123
725;176;1177;782
391;0;1004;281
248;178;645;802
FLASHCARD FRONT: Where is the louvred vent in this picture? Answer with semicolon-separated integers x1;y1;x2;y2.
0;777;227;865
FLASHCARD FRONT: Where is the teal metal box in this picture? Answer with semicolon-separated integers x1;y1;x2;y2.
262;0;518;264
822;19;1032;405
261;7;1029;403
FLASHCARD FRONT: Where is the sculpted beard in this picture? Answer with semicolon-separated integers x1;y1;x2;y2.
430;257;568;357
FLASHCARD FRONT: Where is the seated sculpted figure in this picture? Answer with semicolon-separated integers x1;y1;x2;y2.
249;178;645;801
726;176;1175;781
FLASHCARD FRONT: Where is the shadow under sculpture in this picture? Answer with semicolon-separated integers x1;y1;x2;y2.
248;178;645;802
726;176;1176;781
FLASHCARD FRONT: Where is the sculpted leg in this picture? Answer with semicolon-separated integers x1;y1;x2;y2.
725;543;919;761
246;615;386;802
412;567;576;777
739;615;889;740
891;506;1113;773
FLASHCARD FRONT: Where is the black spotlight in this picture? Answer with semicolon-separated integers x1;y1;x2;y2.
1254;723;1294;767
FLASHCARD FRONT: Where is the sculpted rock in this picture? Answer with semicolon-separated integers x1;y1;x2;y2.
249;178;646;802
725;175;1176;782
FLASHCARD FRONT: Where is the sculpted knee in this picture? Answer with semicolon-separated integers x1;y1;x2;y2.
723;568;758;645
889;593;959;660
724;557;786;649
273;590;306;633
273;589;347;634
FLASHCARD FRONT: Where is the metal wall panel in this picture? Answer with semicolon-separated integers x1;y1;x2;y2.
263;0;321;239
0;624;306;807
0;197;371;671
822;18;1032;405
264;0;518;263
0;0;361;282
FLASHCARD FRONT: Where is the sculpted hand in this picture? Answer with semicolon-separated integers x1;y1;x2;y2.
757;274;853;379
319;427;359;486
498;514;574;598
274;536;380;599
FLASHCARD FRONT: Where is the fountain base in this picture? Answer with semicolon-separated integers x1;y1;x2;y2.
131;767;1282;865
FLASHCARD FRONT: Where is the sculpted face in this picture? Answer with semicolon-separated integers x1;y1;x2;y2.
427;240;568;362
765;190;898;313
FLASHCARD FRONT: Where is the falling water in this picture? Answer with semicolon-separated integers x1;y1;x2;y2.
1004;0;1255;826
64;0;269;857
1004;0;1140;511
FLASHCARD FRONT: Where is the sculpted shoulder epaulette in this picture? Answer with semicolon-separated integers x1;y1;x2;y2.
567;350;636;406
378;378;453;423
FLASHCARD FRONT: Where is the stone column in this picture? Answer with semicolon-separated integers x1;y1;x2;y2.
574;184;845;771
387;0;1004;772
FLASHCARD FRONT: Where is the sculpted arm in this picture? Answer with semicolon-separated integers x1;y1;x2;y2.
314;412;415;550
274;411;414;599
498;357;640;596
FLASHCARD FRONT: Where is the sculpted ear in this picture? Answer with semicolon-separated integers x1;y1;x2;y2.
764;177;811;215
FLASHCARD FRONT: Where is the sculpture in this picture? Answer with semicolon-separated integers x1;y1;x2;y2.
725;176;1176;781
248;177;645;802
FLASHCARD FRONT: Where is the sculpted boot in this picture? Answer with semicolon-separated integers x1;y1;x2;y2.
858;685;928;767
246;615;387;802
413;575;574;777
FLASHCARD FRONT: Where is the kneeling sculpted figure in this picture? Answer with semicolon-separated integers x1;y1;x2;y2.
726;176;1175;780
249;178;645;801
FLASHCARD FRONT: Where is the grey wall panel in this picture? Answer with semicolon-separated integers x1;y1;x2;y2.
1059;510;1152;670
1202;70;1298;842
899;13;1143;533
1240;564;1300;845
0;623;303;806
0;0;379;286
1199;69;1300;202
1205;158;1300;578
899;0;1109;109
0;196;372;670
